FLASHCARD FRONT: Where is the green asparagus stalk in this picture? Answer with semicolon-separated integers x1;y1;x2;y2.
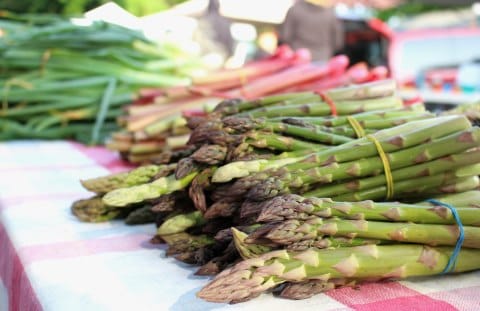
238;96;403;119
245;132;326;152
405;176;480;198
71;196;122;222
257;194;480;226
262;214;480;247
420;191;480;208
213;93;316;116
262;121;354;145
346;114;435;129
285;236;388;251
102;172;198;207
157;211;206;235
276;104;426;127
223;117;356;143
324;79;397;100
214;79;397;116
80;164;175;194
197;245;480;303
236;222;386;254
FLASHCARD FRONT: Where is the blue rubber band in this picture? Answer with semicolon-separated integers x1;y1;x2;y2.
426;199;465;274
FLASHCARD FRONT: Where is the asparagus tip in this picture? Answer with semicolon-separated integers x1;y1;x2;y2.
196;268;265;303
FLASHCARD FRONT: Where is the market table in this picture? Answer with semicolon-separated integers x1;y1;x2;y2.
1;141;480;311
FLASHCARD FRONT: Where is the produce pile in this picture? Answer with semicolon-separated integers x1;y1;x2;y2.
72;79;480;303
0;14;200;143
106;48;389;164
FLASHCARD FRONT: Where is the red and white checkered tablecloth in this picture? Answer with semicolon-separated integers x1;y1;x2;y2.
1;140;480;311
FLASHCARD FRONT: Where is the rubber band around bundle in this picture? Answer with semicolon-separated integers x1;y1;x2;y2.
2;78;34;112
426;199;465;274
346;116;366;138
366;135;394;199
40;49;52;75
316;91;337;116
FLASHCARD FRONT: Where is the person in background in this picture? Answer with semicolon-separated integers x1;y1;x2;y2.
203;0;235;56
193;0;235;66
279;0;344;62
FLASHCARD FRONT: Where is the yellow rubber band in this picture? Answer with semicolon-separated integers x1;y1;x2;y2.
2;78;34;112
347;116;366;138
40;49;51;75
366;134;394;199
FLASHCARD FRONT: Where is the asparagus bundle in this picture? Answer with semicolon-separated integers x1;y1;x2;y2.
198;245;480;303
132;115;479;267
75;80;476;228
71;78;480;302
76;79;402;205
196;192;480;303
106;55;390;164
0;15;200;143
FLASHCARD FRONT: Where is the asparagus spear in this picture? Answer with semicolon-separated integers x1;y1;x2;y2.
80;164;175;194
233;224;385;257
238;96;402;119
245;132;326;151
257;194;480;226
262;121;354;145
71;196;122;222
157;211;206;235
420;191;480;208
102;172;198;207
405;176;480;198
261;214;480;247
197;245;480;303
214;93;318;116
223;117;355;143
215;79;397;116
280;104;426;127
285;236;388;251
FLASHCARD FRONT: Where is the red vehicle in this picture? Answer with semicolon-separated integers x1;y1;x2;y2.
344;15;480;105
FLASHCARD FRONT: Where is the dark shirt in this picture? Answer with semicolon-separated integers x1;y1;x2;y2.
280;1;344;61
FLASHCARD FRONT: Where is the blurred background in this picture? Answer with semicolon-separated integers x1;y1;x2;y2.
2;0;480;106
